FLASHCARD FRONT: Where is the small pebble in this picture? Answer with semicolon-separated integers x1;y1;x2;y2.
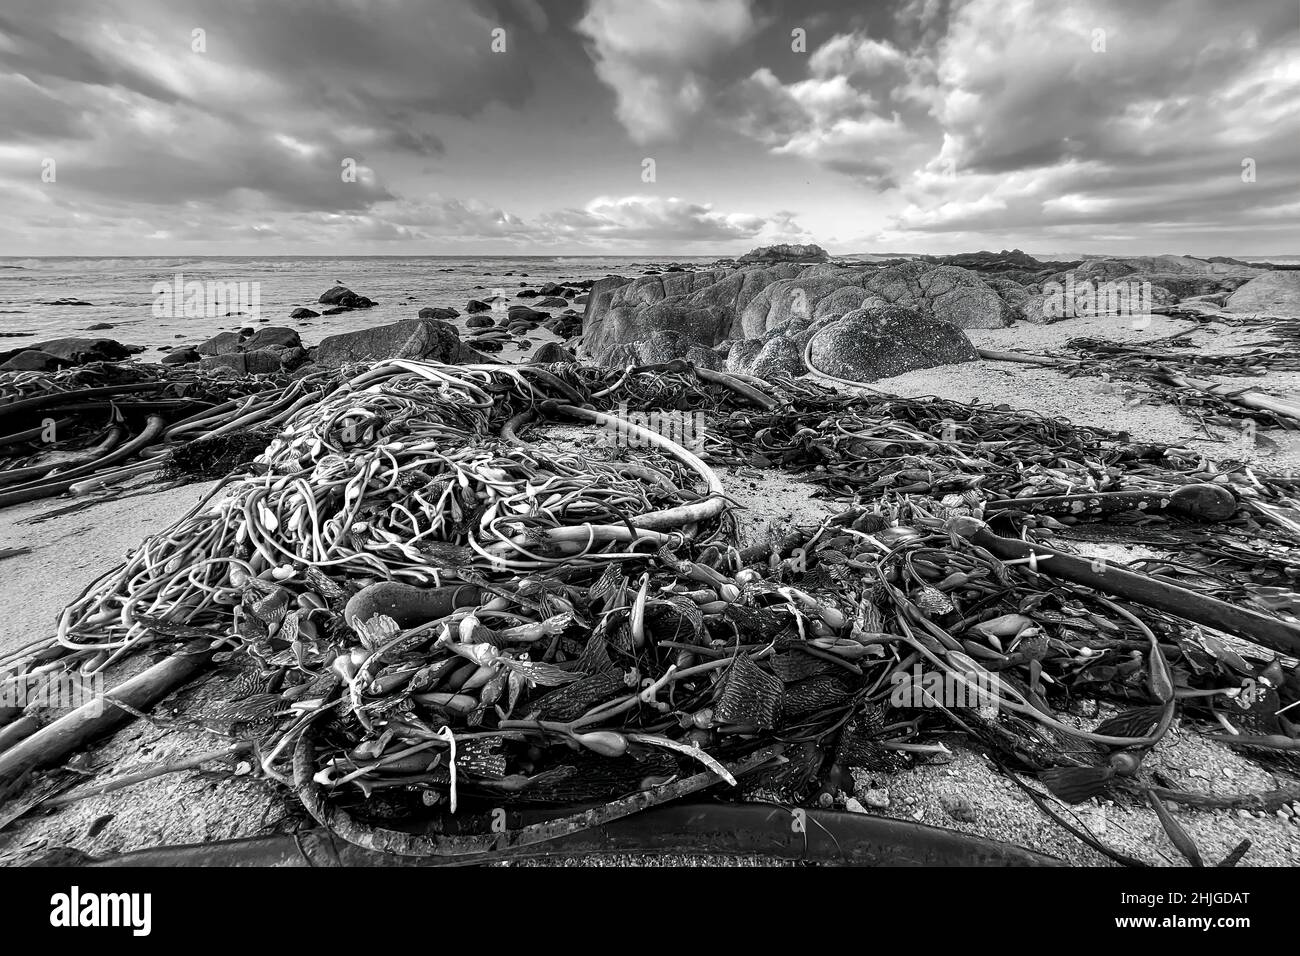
940;795;978;823
1237;809;1252;819
844;797;869;815
861;789;890;809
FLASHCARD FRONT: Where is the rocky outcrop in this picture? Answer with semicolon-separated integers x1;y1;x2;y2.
737;243;829;264
804;306;978;382
530;342;577;364
0;337;141;368
534;297;569;308
465;299;493;314
314;319;481;367
1224;270;1300;316
290;308;320;319
418;307;460;321
317;286;376;309
597;331;724;370
739;261;1012;337
200;349;286;375
581;263;807;359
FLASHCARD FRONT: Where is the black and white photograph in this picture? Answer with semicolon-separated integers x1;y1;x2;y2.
0;0;1297;902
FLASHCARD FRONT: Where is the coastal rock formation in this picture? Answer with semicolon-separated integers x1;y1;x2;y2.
737;243;830;264
806;306;978;382
530;342;577;364
290;308;320;319
0;337;140;369
0;350;66;372
534;297;569;308
418;307;460;321
1223;270;1300;316
465;299;493;314
597;331;724;370
317;286;376;309
200;349;286;375
738;261;1012;338
315;319;480;367
465;314;495;329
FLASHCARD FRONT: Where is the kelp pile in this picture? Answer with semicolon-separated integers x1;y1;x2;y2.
0;361;331;508
2;358;1299;864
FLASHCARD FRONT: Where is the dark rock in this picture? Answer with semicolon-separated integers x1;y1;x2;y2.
39;297;94;306
574;294;589;305
466;299;493;314
197;331;243;356
0;350;69;372
241;326;301;351
317;286;375;309
534;296;568;308
290;307;320;319
85;322;114;331
418;307;460;321
737;243;829;264
507;306;547;322
538;282;564;297
516;289;538;298
0;337;140;367
531;342;577;364
199;349;284;375
161;348;202;366
322;306;349;315
315;320;472;367
465;314;495;329
470;338;504;352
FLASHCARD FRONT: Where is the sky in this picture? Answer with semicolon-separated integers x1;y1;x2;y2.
0;0;1297;257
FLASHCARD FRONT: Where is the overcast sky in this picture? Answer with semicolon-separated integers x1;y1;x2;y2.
1;0;1296;257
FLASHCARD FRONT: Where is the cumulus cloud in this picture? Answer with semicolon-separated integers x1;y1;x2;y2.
576;0;759;143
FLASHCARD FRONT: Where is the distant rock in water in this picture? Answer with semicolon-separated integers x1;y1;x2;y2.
317;286;376;309
418;306;460;321
290;307;320;319
737;243;829;264
39;297;95;306
806;306;978;382
0;336;140;369
465;299;493;314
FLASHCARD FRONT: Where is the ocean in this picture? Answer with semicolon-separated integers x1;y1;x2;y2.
2;254;1295;359
0;255;722;356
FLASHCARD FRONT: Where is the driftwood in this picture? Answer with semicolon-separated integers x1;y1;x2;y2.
0;640;213;789
959;522;1300;657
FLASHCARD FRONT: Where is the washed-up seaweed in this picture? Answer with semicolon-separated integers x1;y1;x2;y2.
2;359;1298;865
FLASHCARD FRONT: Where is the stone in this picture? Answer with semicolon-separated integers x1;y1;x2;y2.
315;319;470;367
516;289;538;298
85;322;114;331
737;243;830;264
596;330;723;370
574;294;589;305
805;306;978;382
465;299;493;314
418;307;460;321
533;297;569;308
940;794;978;823
317;286;375;309
199;349;283;375
538;282;564;296
465;314;495;329
318;285;352;304
0;350;68;372
290;307;320;319
241;326;301;351
861;788;890;809
160;348;201;366
0;337;140;367
1224;270;1300;317
531;342;577;364
197;331;244;356
507;306;547;322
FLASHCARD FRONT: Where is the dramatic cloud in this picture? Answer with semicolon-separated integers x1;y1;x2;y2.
576;0;759;143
